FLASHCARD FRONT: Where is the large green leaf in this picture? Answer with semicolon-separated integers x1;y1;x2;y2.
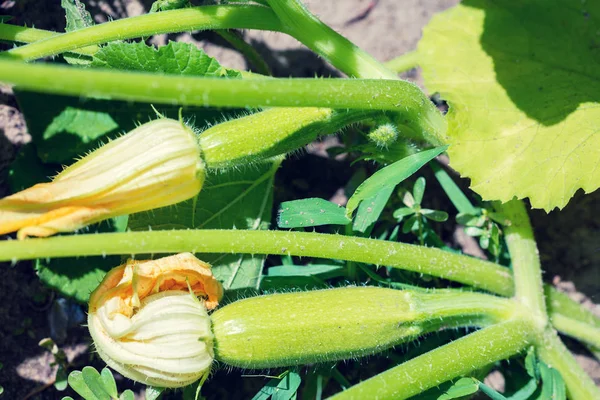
128;162;279;291
418;0;600;211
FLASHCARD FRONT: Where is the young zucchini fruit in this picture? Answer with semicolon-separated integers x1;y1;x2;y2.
88;254;514;388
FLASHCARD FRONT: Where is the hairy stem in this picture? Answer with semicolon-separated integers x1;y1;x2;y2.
0;230;513;295
0;23;98;55
495;200;547;327
537;329;600;400
0;59;446;144
6;5;287;61
329;319;534;400
265;0;396;79
1;229;598;346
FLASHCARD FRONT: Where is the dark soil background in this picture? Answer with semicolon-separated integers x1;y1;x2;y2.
0;1;598;399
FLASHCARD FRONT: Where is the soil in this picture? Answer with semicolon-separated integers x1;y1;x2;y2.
0;0;599;399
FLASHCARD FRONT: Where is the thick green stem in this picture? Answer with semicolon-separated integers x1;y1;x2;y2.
537;329;600;400
495;200;547;327
0;23;98;55
329;319;534;400
546;286;600;347
0;59;446;144
212;287;517;369
550;314;600;348
0;230;513;295
384;50;420;74
265;0;396;79
1;229;598;347
5;5;287;61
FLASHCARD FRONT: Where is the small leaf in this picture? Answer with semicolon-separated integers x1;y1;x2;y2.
437;377;479;399
479;234;490;250
413;177;426;205
346;146;447;217
464;226;485;237
352;186;394;233
55;365;69;391
430;160;477;214
120;390;135;400
99;368;118;399
525;347;540;380
267;264;344;278
505;377;538;400
92;41;241;78
68;370;100;400
61;0;94;65
61;0;94;32
252;371;302;400
277;198;350;229
81;366;111;400
422;209;449;222
145;386;165;400
402;191;415;208
456;212;483;227
393;207;415;221
539;363;566;400
402;215;418;234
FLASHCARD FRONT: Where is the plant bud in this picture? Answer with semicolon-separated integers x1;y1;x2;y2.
368;123;399;148
88;253;223;388
0;118;204;239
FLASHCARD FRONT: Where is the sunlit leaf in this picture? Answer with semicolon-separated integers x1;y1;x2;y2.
419;0;600;211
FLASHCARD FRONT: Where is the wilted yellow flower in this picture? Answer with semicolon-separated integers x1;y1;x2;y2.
0;118;204;239
88;253;223;388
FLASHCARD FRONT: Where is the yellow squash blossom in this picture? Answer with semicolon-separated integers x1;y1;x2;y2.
0;118;204;239
88;253;223;388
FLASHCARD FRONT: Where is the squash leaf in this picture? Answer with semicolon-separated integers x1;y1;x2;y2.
418;0;600;211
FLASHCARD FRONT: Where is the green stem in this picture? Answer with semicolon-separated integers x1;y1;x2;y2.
1;229;598;346
383;50;420;74
264;0;396;79
0;229;513;295
550;314;600;348
5;5;287;61
216;30;272;76
0;23;98;56
0;59;446;145
495;200;547;327
537;329;600;400
329;319;534;400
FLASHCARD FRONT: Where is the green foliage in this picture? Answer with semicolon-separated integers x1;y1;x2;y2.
418;0;600;211
128;162;278;291
61;0;94;65
251;371;301;400
393;177;448;245
346;146;447;217
61;0;93;32
36;216;128;303
62;367;143;400
91;41;241;78
277;198;350;228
